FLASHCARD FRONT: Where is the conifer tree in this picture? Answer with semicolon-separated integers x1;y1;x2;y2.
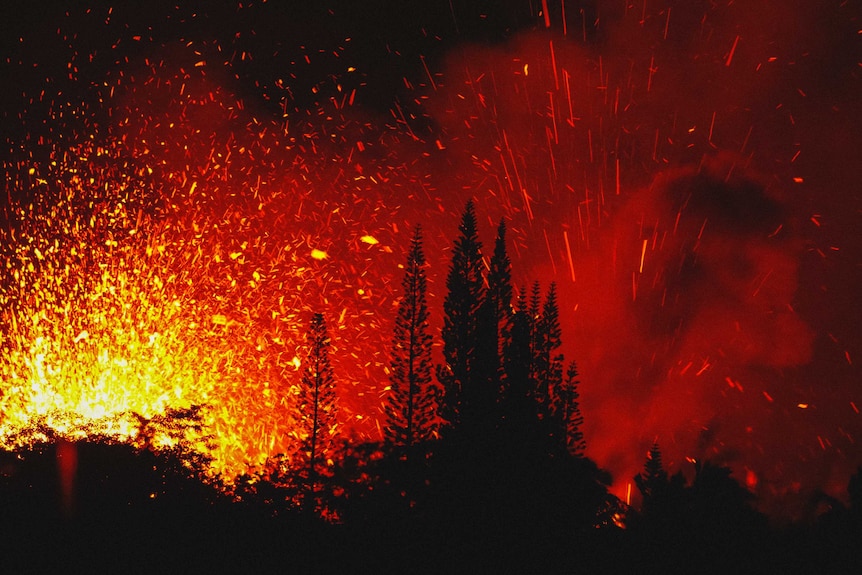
475;218;514;414
297;312;338;480
438;201;485;428
384;225;437;457
503;285;551;425
634;442;668;505
502;296;534;429
555;360;586;456
524;281;542;384
535;283;563;416
528;280;542;343
488;220;514;369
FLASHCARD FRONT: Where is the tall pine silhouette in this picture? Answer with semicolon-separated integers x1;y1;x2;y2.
297;312;338;482
535;282;563;418
384;225;437;458
475;218;514;420
438;201;485;429
526;281;542;389
634;442;670;508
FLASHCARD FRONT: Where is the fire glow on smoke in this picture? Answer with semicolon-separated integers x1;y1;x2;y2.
0;1;859;514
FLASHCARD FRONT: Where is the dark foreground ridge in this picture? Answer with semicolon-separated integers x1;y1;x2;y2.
1;437;861;574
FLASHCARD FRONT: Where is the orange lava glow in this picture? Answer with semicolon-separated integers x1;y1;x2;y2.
0;68;396;480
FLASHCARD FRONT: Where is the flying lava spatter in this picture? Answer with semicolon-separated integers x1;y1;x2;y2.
0;60;402;478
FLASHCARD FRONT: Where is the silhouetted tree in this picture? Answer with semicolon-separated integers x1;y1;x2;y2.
524;281;543;394
528;280;542;352
535;282;563;417
438;200;485;429
629;441;687;553
555;360;586;456
297;312;338;482
475;218;514;422
482;220;514;378
634;442;669;508
488;220;514;344
384;225;437;458
502;290;535;428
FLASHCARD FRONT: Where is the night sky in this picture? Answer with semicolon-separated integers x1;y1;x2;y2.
1;0;860;520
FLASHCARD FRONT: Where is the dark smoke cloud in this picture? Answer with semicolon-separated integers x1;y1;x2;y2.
564;156;815;509
422;0;860;517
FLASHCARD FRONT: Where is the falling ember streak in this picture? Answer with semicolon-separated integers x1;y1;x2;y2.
420;55;437;91
560;0;567;36
549;41;559;91
541;0;551;28
563;69;576;127
639;239;648;274
697;219;708;240
695;362;711;377
663;7;671;40
725;377;743;391
563;230;576;283
725;35;741;67
751;269;773;298
522;188;535;222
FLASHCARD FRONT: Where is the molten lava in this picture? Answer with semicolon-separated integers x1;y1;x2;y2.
0;68;396;480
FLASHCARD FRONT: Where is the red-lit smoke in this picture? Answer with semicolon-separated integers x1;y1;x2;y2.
418;1;861;517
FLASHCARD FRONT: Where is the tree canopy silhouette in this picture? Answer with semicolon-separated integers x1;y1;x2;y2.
438;200;485;430
384;225;438;459
297;312;338;483
554;360;586;456
475;219;514;409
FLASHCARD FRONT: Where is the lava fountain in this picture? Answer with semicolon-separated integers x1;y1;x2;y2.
0;63;399;479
